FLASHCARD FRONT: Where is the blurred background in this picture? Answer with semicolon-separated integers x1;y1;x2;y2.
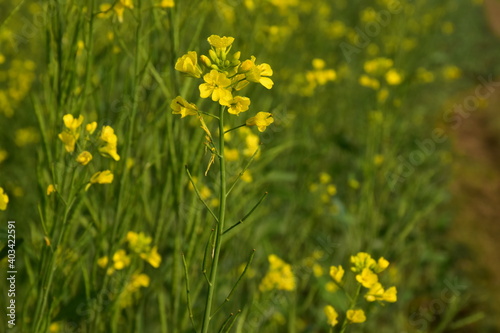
1;0;500;332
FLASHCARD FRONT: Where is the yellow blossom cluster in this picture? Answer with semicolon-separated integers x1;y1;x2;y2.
171;35;274;132
118;273;151;308
259;254;296;292
359;57;403;91
0;59;36;117
0;187;8;211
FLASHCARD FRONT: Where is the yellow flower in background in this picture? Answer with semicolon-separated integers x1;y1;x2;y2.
97;256;109;268
383;286;398;302
347;309;366;323
0;187;9;211
175;51;202;78
324;305;338;327
47;184;56;196
171;96;199;118
356;267;379;288
246;112;274;132
224;148;239;161
442;65;462;80
329;265;344;284
350;252;376;273
140;246;162;268
58;131;77;153
199;70;233;105
375;257;390;273
207;35;235;49
359;75;380;90
0;150;7;164
240;56;274;89
86;122;97;134
127;231;152;253
385;69;403;85
112;249;131;270
227;96;251;115
365;282;385;302
159;0;175;7
99;126;120;161
113;0;133;23
259;254;296;291
130;273;150;289
86;170;114;190
76;151;93;165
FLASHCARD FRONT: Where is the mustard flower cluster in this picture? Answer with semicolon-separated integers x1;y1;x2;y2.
98;231;161;275
323;252;397;329
171;35;274;132
55;114;120;192
0;187;8;211
259;254;296;292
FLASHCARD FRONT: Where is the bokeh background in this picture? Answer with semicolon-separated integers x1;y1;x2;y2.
1;0;500;332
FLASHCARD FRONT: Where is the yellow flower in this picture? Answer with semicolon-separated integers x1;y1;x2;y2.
86;170;114;190
240;56;274;89
350;252;376;273
329;265;344;284
364;282;385;302
113;0;133;23
207;35;235;49
347;309;366;323
127;231;152;253
356;267;379;288
47;184;56;196
99;126;120;161
385;69;403;85
130;273;150;288
97;256;109;268
86;122;97;134
175;51;202;78
224;148;239;161
76;151;93;165
112;249;131;270
324;305;338;327
327;184;337;196
383;286;397;302
0;187;9;211
374;257;389;273
199;70;233;105
63;114;84;131
359;75;380;89
159;0;174;7
58;132;77;153
246;112;274;132
227;96;251;115
140;246;162;268
259;254;295;291
170;96;199;118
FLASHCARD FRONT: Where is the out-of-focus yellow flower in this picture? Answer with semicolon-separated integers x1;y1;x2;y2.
364;57;393;74
228;96;251;115
63;114;84;131
320;172;331;184
199;70;233;105
175;51;202;78
241;170;253;183
240;56;274;89
97;256;109;268
246;112;274;132
442;65;462;80
259;254;295;291
47;184;56;196
86;170;114;190
359;75;380;90
224;148;239;161
86;122;97;134
127;231;152;253
76;151;92;165
99;126;120;161
171;96;199;118
113;249;131;270
329;265;344;284
130;273;150;288
351;252;376;273
313;263;324;277
59;132;77;153
159;0;174;7
385;69;403;85
0;150;7;164
15;128;40;147
0;187;9;210
140;246;161;268
113;0;133;23
324;305;338;327
383;286;398;302
356;267;379;288
347;309;366;323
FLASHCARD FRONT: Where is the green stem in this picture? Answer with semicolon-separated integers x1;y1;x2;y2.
200;105;227;333
339;283;362;333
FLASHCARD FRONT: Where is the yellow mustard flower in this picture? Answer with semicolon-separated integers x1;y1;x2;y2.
47;184;56;196
259;254;295;292
359;75;380;90
97;256;109;268
170;96;198;118
140;246;162;268
99;126;120;161
324;305;338;327
130;273;150;289
59;114;84;153
350;252;376;273
63;114;84;131
347;309;366;323
224;148;239;161
385;69;403;85
383;286;398;302
0;150;7;164
58;132;77;153
0;187;9;211
159;0;175;8
86;122;97;134
113;0;133;23
86;170;114;191
329;265;344;284
76;151;93;165
207;35;235;49
227;96;251;115
175;51;202;78
374;257;389;273
364;282;388;302
240;56;274;89
356;267;379;288
127;231;152;253
113;249;131;270
246;112;274;132
199;70;233;105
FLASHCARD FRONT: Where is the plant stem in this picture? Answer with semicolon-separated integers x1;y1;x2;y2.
200;105;227;333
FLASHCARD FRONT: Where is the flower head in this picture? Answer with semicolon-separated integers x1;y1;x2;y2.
246;112;274;132
0;187;8;211
99;126;120;161
240;56;274;89
347;309;366;323
227;96;250;115
175;51;202;78
259;254;295;291
199;70;233;105
140;246;162;268
171;96;199;118
208;35;235;49
46;184;56;196
63;114;84;130
76;151;93;165
324;305;338;327
356;267;379;288
86;122;98;134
